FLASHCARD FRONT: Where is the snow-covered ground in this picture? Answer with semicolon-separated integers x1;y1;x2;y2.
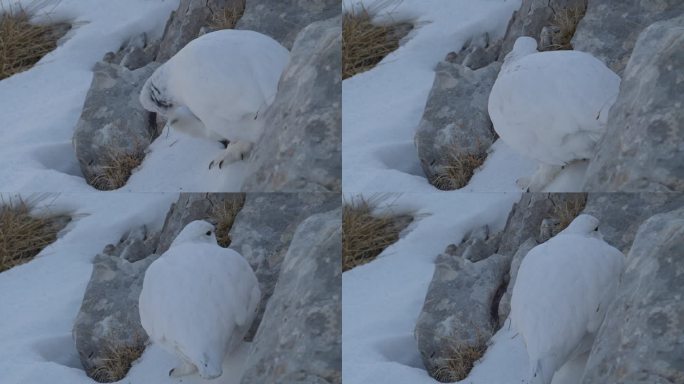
342;0;596;383
0;0;270;192
342;0;588;194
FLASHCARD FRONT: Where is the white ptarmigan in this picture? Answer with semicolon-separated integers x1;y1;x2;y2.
488;37;621;191
139;220;261;379
510;214;624;384
139;30;289;169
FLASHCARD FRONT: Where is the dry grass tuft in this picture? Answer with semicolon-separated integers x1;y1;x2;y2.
552;193;588;234
90;339;145;383
432;340;488;382
544;5;587;51
211;194;246;247
208;0;245;30
343;195;413;271
0;196;69;272
90;149;145;191
342;3;412;79
0;0;70;80
430;151;487;191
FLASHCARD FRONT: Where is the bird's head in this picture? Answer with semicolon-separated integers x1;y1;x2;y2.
503;36;538;67
169;220;217;248
560;214;602;238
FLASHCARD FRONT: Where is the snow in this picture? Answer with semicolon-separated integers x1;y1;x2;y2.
342;191;524;384
0;0;180;192
0;0;288;192
140;30;289;170
139;221;261;380
0;192;179;384
510;215;625;384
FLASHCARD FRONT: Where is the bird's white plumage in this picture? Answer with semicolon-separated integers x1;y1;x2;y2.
140;29;289;145
139;220;261;379
510;214;624;384
488;37;621;167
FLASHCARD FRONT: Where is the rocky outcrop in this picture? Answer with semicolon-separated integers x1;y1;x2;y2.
415;227;507;382
241;208;341;384
229;193;340;339
415;61;500;190
582;16;684;192
72;62;159;189
583;193;684;253
582;207;684;384
103;33;158;71
572;0;684;75
496;237;537;325
243;16;341;192
236;0;340;49
500;0;586;56
72;227;159;381
156;0;245;62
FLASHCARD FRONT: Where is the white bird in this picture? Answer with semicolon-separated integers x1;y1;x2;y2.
488;37;621;191
510;214;624;384
139;220;261;379
140;30;289;169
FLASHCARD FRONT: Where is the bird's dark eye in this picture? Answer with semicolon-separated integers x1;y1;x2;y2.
205;231;212;236
594;226;599;231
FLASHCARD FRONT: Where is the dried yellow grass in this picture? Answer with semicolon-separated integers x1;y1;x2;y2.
90;337;145;383
431;151;487;191
90;149;145;191
546;5;587;51
552;193;588;234
0;196;68;272
211;194;246;247
342;3;411;79
343;195;412;271
208;0;245;30
0;0;69;79
432;340;487;382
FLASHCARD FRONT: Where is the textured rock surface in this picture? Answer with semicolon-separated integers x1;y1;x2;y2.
415;225;507;382
243;16;341;192
496;237;537;325
584;193;684;253
241;208;341;384
229;193;340;339
415;61;500;188
103;33;158;71
156;0;245;62
573;0;684;75
72;62;159;187
583;16;684;192
236;0;340;49
582;207;684;384
72;228;159;380
500;0;586;57
447;34;502;70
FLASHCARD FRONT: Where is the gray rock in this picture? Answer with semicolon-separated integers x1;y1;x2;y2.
446;34;501;70
500;0;586;57
156;193;244;254
103;33;157;71
73;229;159;381
236;0;340;49
242;16;341;192
72;62;159;189
496;237;537;325
415;242;510;382
414;61;500;189
582;16;684;192
156;0;245;62
572;0;684;75
240;208;341;384
584;193;684;254
582;207;684;384
229;193;340;339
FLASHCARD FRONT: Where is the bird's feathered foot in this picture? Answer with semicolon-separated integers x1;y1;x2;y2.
209;141;254;169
